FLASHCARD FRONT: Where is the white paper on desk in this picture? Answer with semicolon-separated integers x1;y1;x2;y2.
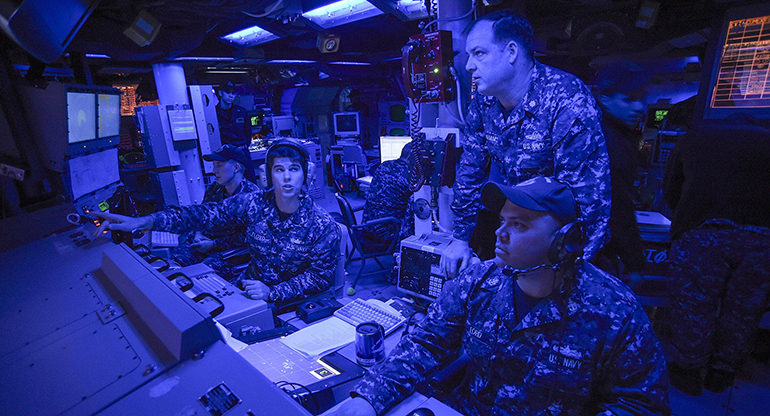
215;321;248;352
280;317;356;359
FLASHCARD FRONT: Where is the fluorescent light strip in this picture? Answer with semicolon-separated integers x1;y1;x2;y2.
205;70;249;74
85;54;112;59
221;25;279;47
267;60;317;64
328;61;372;66
173;57;235;62
302;0;383;29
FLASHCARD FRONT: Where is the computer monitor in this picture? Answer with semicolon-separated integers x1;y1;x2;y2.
271;115;294;136
67;91;97;144
701;3;770;120
332;112;361;137
379;136;411;162
646;108;669;130
247;111;264;132
97;93;121;138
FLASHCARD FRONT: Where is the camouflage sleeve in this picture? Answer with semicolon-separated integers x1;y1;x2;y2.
594;306;670;416
202;183;220;203
551;92;611;260
212;230;247;252
352;264;483;414
150;192;254;235
452;98;491;241
266;221;341;304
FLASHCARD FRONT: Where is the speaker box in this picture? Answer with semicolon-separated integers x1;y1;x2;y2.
124;9;162;47
317;34;340;53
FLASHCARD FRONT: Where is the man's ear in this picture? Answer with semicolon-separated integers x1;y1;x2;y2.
506;40;519;64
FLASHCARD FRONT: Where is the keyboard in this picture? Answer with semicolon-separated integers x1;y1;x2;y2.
334;298;407;336
152;231;180;247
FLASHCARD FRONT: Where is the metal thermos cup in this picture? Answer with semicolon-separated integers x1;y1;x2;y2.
355;322;385;367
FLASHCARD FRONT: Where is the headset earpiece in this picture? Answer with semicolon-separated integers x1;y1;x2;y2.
548;222;585;265
265;139;310;188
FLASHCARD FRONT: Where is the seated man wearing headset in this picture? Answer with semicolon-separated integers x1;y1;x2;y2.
334;177;669;416
97;140;340;307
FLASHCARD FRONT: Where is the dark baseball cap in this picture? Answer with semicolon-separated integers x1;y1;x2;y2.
482;177;578;225
203;144;250;168
594;61;651;99
219;81;237;93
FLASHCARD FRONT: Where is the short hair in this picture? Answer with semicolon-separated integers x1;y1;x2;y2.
267;144;308;180
464;10;535;59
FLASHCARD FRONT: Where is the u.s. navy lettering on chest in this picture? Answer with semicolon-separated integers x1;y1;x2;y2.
522;132;546;152
548;351;583;370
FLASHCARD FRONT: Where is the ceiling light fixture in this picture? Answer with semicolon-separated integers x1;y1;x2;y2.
220;25;279;47
205;70;250;74
172;57;235;62
328;61;372;65
302;0;383;29
395;0;428;20
267;59;317;64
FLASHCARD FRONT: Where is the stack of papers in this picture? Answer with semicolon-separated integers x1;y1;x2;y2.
151;231;179;247
279;317;357;359
635;211;671;243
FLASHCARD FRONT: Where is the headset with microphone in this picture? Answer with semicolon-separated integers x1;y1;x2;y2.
501;221;586;278
265;139;310;188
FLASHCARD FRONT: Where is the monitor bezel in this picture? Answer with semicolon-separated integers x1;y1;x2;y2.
332;111;361;137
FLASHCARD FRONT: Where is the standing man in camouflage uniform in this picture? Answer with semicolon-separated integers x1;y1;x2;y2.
333;177;669;416
362;142;415;246
171;145;258;282
97;139;341;307
441;10;611;277
663;114;770;396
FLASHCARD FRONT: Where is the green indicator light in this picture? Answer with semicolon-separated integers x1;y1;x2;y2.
433;68;440;74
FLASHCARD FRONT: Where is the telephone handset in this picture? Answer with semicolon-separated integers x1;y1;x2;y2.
402;39;422;99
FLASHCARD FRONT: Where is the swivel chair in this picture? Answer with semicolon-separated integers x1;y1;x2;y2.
334;192;401;292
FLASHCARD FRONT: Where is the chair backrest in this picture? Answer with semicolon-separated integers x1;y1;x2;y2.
335;192;358;227
341;144;366;165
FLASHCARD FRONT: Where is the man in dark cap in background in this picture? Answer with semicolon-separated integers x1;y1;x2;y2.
333;176;669;416
171;144;258;281
216;82;250;147
592;61;650;284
